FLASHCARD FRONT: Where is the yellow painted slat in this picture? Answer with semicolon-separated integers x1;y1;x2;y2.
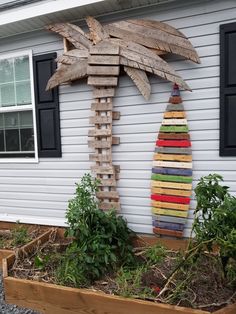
164;111;186;118
151;200;189;211
154;153;192;162
152;208;189;218
151;180;192;190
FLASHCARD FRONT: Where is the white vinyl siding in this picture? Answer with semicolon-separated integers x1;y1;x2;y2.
0;0;235;236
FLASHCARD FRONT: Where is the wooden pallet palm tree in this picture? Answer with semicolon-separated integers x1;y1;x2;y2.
46;16;200;211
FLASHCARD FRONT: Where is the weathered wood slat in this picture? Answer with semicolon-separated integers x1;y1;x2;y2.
88;55;120;65
159;126;188;133
88;76;118;87
124;66;151;100
93;88;115;98
89;42;120;55
99;202;120;210
153;220;184;231
152;167;193;176
98;179;117;187
151;187;192;197
96;191;119;200
112;111;120;120
91;102;113;111
154;153;192;162
151;180;192;190
88;129;112;137
152;200;189;211
151;174;192;183
152;214;186;225
151;194;190;204
88;138;120;147
89;116;112;124
89;154;112;162
87;65;120;76
91;166;114;174
153;227;184;238
86;16;110;44
153;160;192;169
162;119;187;125
158;133;190;140
156;140;191;147
166;104;184;111
155;147;192;154
164;111;186;118
152;207;189;218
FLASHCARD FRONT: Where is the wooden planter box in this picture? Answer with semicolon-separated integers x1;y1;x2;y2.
0;222;51;267
3;230;236;314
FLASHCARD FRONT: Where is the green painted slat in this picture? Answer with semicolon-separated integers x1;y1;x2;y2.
160;126;189;133
151;173;192;183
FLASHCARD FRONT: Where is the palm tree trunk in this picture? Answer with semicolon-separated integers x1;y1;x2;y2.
87;48;121;211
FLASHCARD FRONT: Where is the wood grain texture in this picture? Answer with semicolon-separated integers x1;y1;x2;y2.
88;76;118;87
89;116;112;124
151;174;192;183
88;55;120;65
151;194;190;204
96;191;119;200
89;154;112;162
152;215;186;225
155;147;192;154
158;133;190;140
93;88;115;98
159;126;189;133
87;65;120;76
151;180;192;190
156;140;191;147
99;202;121;210
154;153;192;162
151;187;192;197
4;275;210;314
153;160;192;169
86;16;109;44
164;111;186;118
88;129;112;137
124;66;151;100
91;166;114;174
153;220;184;231
152;208;189;218
153;227;183;238
91;102;113;111
162;119;187;125
151;200;189;211
152;167;193;176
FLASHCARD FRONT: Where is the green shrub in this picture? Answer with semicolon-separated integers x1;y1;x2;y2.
56;173;135;287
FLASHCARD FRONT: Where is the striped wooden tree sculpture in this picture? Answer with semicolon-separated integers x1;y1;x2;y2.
151;84;192;237
45;17;200;211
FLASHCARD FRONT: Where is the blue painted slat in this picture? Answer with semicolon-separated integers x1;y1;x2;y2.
152;220;185;231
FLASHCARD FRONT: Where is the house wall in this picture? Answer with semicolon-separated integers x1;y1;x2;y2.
0;0;236;236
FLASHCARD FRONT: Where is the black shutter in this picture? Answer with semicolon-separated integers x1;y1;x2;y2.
33;53;61;157
220;22;236;156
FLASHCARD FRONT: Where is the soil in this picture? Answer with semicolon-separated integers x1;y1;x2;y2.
0;226;46;250
9;235;236;313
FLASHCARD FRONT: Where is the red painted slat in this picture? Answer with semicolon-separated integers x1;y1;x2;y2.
151;194;190;204
156;140;191;147
153;227;183;238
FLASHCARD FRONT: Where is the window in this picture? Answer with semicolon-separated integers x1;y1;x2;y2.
0;51;37;160
220;22;236;156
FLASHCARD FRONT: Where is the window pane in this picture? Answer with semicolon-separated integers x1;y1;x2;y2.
14;56;30;81
4;112;19;129
0;130;4;151
19;111;33;128
1;83;15;107
21;128;34;151
0;58;14;83
16;81;31;105
5;129;19;151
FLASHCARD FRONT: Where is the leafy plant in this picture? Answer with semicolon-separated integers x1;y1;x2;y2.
144;244;167;265
11;225;30;247
193;173;236;277
56;173;135;287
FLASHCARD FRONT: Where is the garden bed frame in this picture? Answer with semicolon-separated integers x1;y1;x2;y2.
3;229;236;314
0;222;51;267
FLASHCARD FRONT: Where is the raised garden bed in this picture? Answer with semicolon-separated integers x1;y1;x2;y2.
3;229;236;314
0;222;51;267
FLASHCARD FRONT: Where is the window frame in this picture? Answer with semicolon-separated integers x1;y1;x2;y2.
0;50;38;163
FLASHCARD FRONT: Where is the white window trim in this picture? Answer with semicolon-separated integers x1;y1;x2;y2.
0;50;38;163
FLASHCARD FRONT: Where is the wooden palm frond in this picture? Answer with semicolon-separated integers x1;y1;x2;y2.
46;16;200;98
